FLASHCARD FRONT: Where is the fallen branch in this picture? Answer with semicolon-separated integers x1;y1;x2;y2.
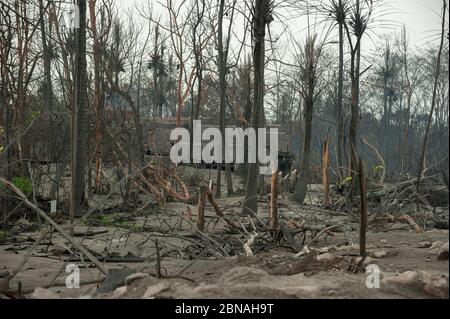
205;187;239;229
0;177;108;275
181;216;229;257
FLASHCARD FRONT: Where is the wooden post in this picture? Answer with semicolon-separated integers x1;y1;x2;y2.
322;135;330;206
270;170;279;230
358;157;368;257
196;186;207;231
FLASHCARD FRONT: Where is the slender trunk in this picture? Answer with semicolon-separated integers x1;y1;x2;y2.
89;0;105;191
349;38;361;202
358;157;368;257
323;135;330;206
70;0;89;220
39;0;54;163
216;0;225;198
337;0;344;180
270;170;279;230
242;0;266;215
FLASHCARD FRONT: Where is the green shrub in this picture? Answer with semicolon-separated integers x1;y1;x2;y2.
12;176;33;196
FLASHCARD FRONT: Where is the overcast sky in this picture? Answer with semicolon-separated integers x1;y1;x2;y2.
116;0;447;48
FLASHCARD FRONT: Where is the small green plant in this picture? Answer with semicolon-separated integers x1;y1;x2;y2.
0;230;9;242
12;176;33;196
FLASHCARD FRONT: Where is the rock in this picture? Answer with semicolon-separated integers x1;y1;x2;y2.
383;271;449;299
380;239;388;245
124;272;149;285
316;253;343;267
437;242;449;261
142;282;171;299
422;272;449;299
354;256;373;266
112;286;127;299
31;287;60;299
373;251;387;258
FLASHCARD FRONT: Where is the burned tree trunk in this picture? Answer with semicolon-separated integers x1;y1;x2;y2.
242;0;272;215
270;170;279;231
322;135;330;206
359;157;368;257
70;0;89;219
196;186;207;231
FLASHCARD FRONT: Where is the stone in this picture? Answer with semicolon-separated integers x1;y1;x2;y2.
422;272;449;299
373;251;387;258
383;271;449;299
112;286;127;299
316;253;343;267
142;282;171;299
354;256;373;266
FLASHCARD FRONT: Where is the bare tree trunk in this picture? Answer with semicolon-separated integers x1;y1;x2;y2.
348;35;361;202
70;0;89;220
270;170;279;230
322;135;330;206
38;0;54;163
416;0;447;205
89;0;105;191
336;0;345;180
242;0;269;215
196;186;207;231
358;157;368;257
216;0;235;197
216;0;225;198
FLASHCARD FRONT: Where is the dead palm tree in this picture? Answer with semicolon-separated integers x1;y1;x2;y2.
291;34;324;203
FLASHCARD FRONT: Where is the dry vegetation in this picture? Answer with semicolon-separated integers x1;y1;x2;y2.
0;0;448;299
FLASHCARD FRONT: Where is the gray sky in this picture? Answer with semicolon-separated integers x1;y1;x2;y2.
117;0;447;48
